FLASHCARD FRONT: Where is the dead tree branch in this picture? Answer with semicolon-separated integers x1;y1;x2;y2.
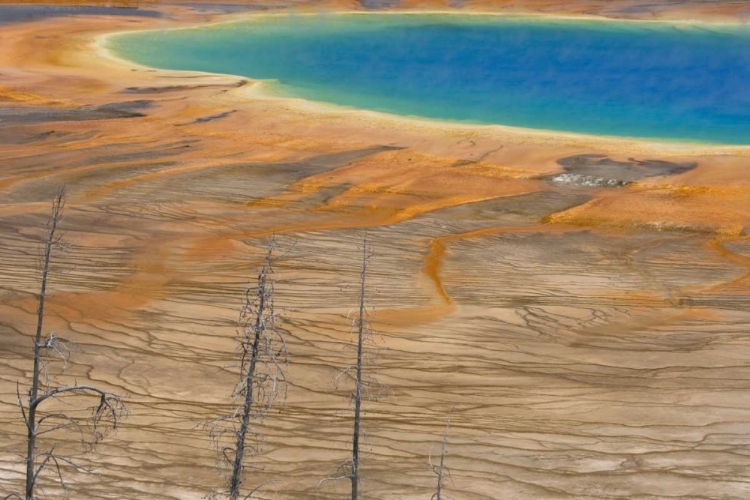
430;412;453;500
206;241;288;500
319;233;384;500
3;188;128;500
350;232;369;500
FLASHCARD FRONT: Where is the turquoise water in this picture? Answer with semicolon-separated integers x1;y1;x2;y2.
110;14;750;144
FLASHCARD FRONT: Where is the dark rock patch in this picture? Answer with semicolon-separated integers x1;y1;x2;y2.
550;154;697;188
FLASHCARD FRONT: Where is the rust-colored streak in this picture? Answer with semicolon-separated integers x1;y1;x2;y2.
422;224;582;305
706;235;750;292
3;8;750;500
423;237;450;304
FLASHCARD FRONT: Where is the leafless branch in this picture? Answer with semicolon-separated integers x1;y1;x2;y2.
430;412;454;500
9;188;128;500
320;233;384;500
31;446;59;488
35;413;87;446
240;479;275;500
39;334;76;371
17;382;30;430
207;239;288;500
317;459;353;489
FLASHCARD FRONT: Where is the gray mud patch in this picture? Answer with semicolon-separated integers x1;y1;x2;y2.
360;0;402;8
68;141;197;168
247;145;405;200
0;5;162;25
122;81;247;94
0;101;152;125
98;100;155;113
550;154;697;188
0;129;99;146
109;145;405;205
178;3;286;13
187;110;237;125
422;191;592;223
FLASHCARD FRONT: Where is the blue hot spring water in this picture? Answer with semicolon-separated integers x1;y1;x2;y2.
109;14;750;144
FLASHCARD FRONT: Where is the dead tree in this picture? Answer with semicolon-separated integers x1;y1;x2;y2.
3;188;127;500
206;242;288;500
348;234;368;500
430;414;453;500
319;233;384;500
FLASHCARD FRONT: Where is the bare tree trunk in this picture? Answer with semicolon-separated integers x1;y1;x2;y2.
318;234;380;498
351;233;369;500
25;188;63;500
431;414;452;500
228;266;268;500
6;188;127;500
207;243;286;500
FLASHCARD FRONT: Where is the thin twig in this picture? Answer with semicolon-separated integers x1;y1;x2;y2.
430;411;454;500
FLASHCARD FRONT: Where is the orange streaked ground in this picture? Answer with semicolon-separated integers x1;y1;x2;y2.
2;2;750;499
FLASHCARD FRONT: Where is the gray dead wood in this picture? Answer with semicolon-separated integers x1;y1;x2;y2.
318;233;385;500
205;242;287;500
3;188;128;500
430;414;453;500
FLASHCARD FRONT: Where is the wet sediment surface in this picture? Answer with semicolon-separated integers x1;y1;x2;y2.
1;8;750;500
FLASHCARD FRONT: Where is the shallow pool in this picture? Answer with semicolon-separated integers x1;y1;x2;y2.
110;14;750;144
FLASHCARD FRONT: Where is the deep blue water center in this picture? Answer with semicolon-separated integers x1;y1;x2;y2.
110;15;750;144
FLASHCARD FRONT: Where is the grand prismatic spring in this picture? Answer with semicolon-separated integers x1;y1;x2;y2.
2;1;750;500
110;14;750;143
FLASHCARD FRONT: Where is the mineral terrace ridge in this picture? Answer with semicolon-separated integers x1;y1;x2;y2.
2;1;750;499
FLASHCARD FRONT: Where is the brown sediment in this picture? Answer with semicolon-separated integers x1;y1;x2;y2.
705;235;750;292
423;225;533;305
423;223;589;304
2;4;750;500
0;85;71;106
546;182;750;236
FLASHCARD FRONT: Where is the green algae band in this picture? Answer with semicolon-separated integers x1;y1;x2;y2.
110;14;750;144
